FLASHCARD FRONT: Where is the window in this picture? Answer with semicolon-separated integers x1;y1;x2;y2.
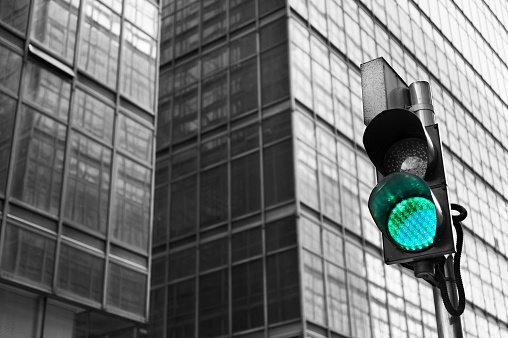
0;93;16;195
320;156;341;221
65;133;111;233
263;140;294;207
263;112;291;144
0;288;38;338
72;89;114;143
231;153;261;218
231;124;258;156
0;45;22;92
229;0;255;30
349;273;371;337
0;0;30;33
232;227;262;262
261;44;289;105
113;155;151;251
108;263;147;316
200;164;227;227
125;0;158;38
31;0;79;62
267;249;300;323
168;279;195;338
230;58;258;117
12;106;66;215
232;259;264;332
173;85;198;141
170;176;197;238
79;0;120;87
297;141;318;210
168;248;196;281
202;0;227;43
266;217;296;253
199;237;228;272
201;71;227;130
200;135;227;168
23;62;71;121
121;22;157;110
327;262;349;334
1;224;55;288
174;3;199;58
57;244;104;303
199;270;228;337
117;114;153;162
303;250;325;325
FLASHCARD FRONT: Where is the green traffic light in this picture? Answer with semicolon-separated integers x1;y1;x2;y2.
387;196;437;251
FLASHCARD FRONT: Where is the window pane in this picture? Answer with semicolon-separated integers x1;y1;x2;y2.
153;185;168;247
125;0;158;38
349;273;371;337
199;237;228;272
23;62;71;121
0;0;30;33
121;22;157;110
297;142;318;210
0;288;37;338
0;93;16;195
170;176;197;238
57;244;104;303
261;44;289;105
202;0;227;44
113;155;151;251
117;114;153;162
201;71;227;130
232;227;262;262
107;263;147;316
79;0;120;87
230;32;256;63
320;156;341;221
168;279;195;338
199;270;228;337
229;0;255;30
263;140;294;207
231;124;258;156
200;135;227;167
173;86;198;141
230;58;258;117
259;0;285;16
260;19;287;51
174;4;199;58
303;250;325;325
266;217;296;253
31;0;80;62
168;247;196;281
12;106;66;215
327;262;349;335
0;45;22;92
1;224;55;288
232;259;264;332
71;89;114;143
263;111;291;144
200;164;227;227
64;133;111;233
267;249;300;323
231;153;261;218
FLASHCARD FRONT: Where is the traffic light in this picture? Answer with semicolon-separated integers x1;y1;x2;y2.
363;108;455;265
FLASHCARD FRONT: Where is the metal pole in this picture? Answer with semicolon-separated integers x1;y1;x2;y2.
432;256;463;338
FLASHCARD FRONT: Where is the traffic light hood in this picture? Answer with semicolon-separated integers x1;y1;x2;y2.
363;109;437;179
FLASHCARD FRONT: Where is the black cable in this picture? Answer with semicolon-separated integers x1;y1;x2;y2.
434;203;467;316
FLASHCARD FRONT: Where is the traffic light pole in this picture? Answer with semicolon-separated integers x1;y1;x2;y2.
432;256;463;338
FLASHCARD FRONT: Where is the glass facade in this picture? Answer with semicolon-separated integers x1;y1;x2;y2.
0;0;158;336
154;0;508;338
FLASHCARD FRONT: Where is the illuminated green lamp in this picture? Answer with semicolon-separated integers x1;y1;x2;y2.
369;173;441;251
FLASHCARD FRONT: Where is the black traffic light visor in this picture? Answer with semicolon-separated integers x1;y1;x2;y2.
363;109;436;178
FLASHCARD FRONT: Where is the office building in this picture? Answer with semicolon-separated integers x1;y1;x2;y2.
0;0;158;336
153;0;508;337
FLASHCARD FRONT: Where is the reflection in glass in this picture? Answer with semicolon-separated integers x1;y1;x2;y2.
1;224;55;288
174;3;199;58
264;140;294;207
232;259;264;332
79;0;120;88
230;58;258;117
173;86;198;141
12;106;66;215
125;0;158;38
122;21;157;110
202;0;226;44
65;133;111;233
0;45;22;92
303;250;325;325
199;269;228;337
31;0;80;62
0;93;16;195
229;0;255;30
113;155;151;251
107;263;147;316
231;153;261;218
201;71;227;130
0;0;30;33
200;164;227;227
23;62;71;121
168;279;195;338
117;114;153;162
327;262;349;334
72;89;114;143
57;244;104;302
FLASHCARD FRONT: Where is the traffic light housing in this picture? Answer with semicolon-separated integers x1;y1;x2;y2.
364;108;454;264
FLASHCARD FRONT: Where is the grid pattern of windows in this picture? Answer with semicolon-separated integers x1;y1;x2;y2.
152;0;508;337
0;0;158;331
